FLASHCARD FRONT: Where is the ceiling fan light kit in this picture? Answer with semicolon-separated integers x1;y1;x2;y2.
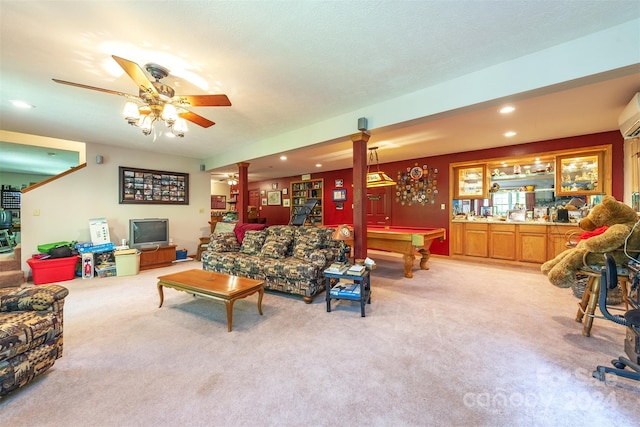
123;101;188;137
53;55;231;139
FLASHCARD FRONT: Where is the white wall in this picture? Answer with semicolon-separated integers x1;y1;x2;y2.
0;172;53;189
20;142;212;271
210;180;230;201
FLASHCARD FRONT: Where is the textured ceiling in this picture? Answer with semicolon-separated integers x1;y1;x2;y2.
1;1;639;181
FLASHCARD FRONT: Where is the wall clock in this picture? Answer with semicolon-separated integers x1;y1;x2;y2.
410;166;423;180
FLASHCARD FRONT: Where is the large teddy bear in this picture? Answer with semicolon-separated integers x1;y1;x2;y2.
541;195;640;288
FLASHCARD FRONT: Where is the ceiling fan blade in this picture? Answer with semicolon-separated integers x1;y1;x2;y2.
111;55;158;97
172;94;232;107
52;79;140;100
179;111;215;128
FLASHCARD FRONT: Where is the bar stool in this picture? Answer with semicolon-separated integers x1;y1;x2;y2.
575;265;630;337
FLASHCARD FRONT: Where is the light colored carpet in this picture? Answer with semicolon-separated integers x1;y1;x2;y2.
1;254;638;426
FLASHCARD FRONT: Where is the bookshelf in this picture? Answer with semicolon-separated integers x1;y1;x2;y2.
290;178;323;225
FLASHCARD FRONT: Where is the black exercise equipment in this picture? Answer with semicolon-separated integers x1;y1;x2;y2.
591;253;640;383
290;198;318;226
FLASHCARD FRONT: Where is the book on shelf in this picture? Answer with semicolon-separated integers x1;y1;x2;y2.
346;264;366;275
330;282;361;298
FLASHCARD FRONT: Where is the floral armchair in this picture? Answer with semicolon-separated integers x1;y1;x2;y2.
0;284;69;396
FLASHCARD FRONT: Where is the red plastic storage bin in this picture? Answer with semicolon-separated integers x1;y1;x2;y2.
27;256;79;285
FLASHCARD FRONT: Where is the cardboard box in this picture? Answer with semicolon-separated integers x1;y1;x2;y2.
114;249;140;276
94;250;115;265
27;256;79;285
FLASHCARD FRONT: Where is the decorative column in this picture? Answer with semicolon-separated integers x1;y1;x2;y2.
236;162;250;224
351;131;370;259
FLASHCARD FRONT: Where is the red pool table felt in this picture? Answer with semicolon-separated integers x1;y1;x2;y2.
328;226;446;278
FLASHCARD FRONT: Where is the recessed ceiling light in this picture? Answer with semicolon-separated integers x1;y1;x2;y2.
504;131;517;137
11;100;35;109
280;155;287;160
499;106;515;114
315;163;322;168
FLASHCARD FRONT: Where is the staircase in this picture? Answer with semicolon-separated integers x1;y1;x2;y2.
0;244;25;288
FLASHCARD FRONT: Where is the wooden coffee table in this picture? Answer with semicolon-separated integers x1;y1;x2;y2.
157;269;264;332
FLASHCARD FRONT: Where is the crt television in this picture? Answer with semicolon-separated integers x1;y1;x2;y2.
129;218;169;249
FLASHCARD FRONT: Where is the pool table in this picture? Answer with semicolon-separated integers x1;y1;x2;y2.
366;227;446;278
328;225;446;278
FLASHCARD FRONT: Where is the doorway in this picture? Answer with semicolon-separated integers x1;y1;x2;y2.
248;188;264;223
366;187;392;226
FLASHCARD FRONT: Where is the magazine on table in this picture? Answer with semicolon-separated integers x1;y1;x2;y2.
330;282;361;297
325;262;349;274
346;264;366;275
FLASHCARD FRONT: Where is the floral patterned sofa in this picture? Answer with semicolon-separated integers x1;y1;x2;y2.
201;225;340;303
0;284;68;396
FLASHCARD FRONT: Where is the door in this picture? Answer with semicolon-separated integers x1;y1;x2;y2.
366;187;391;226
249;189;261;215
249;189;261;207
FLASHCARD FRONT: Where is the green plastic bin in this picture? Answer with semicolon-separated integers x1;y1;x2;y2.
114;249;140;276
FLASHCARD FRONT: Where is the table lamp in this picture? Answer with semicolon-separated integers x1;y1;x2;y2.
332;224;353;264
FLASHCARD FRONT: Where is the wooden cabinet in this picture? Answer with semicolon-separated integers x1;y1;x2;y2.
556;150;604;196
451;222;464;255
490;224;516;260
290;178;323;225
452;145;612;220
517;224;547;263
451;222;580;264
464;223;489;257
547;225;580;259
139;245;176;270
453;164;487;199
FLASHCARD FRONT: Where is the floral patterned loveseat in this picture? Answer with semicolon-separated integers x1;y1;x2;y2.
201;225;340;303
0;284;68;396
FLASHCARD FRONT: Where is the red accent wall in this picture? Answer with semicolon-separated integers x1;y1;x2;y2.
247;179;292;226
248;131;625;256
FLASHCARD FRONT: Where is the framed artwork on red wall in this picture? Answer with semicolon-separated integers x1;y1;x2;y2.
332;189;347;201
211;195;226;209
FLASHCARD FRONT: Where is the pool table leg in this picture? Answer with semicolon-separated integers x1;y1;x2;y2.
418;249;431;271
402;254;414;278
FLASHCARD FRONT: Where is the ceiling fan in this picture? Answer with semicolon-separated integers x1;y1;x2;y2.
53;55;231;137
213;173;238;185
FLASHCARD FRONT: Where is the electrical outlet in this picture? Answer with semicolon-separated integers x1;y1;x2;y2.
33;208;40;216
199;208;204;214
440;204;446;210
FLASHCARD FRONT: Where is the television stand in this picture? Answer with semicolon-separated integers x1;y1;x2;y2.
139;245;176;270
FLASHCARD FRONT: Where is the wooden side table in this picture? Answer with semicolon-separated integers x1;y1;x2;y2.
324;268;371;317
